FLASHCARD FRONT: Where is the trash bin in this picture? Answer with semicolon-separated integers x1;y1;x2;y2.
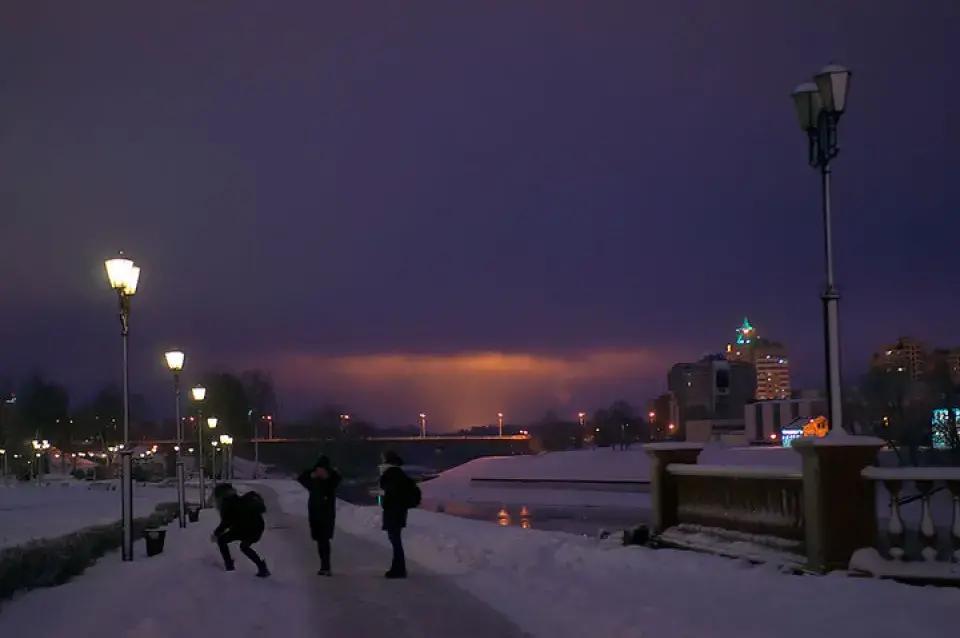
187;504;201;523
144;528;167;557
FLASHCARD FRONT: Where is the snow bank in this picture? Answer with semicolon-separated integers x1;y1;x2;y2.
230;456;274;480
420;445;802;508
0;481;179;549
266;479;960;638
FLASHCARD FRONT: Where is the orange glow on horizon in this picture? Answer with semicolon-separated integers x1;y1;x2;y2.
238;347;674;430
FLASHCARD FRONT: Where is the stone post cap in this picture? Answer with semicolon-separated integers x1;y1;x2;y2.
791;432;885;457
642;442;705;456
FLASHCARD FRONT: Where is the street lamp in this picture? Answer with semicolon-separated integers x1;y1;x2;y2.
0;449;6;478
207;417;219;480
105;252;140;562
164;350;187;528
191;385;207;507
419;413;426;438
219;434;233;480
497;412;504;438
340;413;350;433
791;63;852;434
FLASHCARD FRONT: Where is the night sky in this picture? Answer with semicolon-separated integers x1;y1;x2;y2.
1;1;957;429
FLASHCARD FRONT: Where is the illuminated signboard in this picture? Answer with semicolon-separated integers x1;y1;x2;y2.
780;428;804;447
931;408;960;450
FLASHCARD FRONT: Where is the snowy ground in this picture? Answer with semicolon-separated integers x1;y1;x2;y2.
0;479;180;549
268;479;960;638
0;485;527;638
1;478;957;637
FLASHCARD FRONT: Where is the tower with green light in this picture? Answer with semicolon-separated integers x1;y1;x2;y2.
726;318;791;400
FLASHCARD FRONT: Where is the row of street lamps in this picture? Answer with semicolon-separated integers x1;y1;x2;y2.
105;255;233;561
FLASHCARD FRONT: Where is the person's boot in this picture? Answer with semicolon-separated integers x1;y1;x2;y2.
317;568;331;577
224;561;236;572
256;561;270;578
384;569;406;579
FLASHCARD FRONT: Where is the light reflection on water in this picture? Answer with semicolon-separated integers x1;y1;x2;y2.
452;502;645;537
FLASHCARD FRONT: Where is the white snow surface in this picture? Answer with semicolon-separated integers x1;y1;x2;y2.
268;479;960;638
0;480;179;549
420;445;803;508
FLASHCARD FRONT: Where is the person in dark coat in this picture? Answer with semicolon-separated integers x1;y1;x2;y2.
379;450;412;579
297;455;342;576
211;483;269;577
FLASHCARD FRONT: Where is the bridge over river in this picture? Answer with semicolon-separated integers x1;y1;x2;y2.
133;435;534;476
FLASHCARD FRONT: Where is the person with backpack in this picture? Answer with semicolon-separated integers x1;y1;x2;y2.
378;450;420;579
211;483;270;577
296;455;342;576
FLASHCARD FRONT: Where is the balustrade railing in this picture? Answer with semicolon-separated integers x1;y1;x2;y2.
861;467;960;565
667;465;805;540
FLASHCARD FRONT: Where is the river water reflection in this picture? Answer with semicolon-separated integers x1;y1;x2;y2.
338;480;648;537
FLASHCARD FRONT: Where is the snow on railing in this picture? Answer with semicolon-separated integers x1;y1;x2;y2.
861;466;960;565
666;464;805;541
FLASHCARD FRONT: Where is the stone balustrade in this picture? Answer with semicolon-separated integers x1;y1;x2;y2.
644;436;960;583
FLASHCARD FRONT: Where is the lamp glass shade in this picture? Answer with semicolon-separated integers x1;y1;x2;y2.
191;385;206;401
124;266;141;295
164;350;185;372
419;413;426;419
791;82;821;132
207;417;218;429
105;256;134;291
815;64;851;114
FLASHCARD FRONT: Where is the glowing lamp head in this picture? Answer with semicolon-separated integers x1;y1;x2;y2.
419;413;426;419
164;350;185;372
497;412;503;419
207;417;218;429
105;254;141;295
191;386;206;402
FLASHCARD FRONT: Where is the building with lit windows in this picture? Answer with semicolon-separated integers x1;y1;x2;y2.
870;337;927;380
725;318;791;400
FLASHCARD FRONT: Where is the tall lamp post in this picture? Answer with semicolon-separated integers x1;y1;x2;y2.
105;253;141;562
418;413;427;438
207;417;218;480
164;350;187;528
220;434;234;480
191;386;207;507
497;412;504;438
791;64;852;434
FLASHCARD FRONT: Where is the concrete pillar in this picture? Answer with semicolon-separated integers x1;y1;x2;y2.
643;443;704;534
792;434;884;572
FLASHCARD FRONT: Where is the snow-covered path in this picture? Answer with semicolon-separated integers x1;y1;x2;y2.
0;486;530;638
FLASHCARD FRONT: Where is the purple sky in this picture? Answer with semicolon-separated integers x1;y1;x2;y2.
1;1;958;429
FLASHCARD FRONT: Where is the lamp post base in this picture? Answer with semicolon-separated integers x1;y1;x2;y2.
175;461;186;527
120;450;134;561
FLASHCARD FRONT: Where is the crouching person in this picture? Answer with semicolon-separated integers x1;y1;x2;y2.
211;483;270;577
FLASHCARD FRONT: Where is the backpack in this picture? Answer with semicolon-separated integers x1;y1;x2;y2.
403;474;422;509
242;490;267;516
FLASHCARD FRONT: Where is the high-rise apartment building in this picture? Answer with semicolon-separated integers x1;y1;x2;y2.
725;318;791;400
668;354;756;424
870;337;927;380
